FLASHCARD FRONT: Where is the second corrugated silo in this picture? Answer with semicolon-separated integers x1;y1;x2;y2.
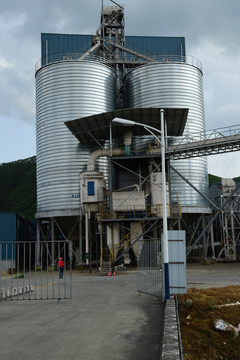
125;61;209;211
36;60;116;216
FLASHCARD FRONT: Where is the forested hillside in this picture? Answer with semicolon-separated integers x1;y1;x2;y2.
0;156;238;221
208;173;221;186
0;156;36;219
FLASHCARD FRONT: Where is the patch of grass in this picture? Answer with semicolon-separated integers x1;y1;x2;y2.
178;286;240;359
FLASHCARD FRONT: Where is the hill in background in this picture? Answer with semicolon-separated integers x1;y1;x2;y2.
0;157;36;219
208;173;221;186
0;157;238;220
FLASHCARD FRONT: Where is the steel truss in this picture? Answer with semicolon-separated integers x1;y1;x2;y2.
167;125;240;159
186;182;240;259
217;194;240;260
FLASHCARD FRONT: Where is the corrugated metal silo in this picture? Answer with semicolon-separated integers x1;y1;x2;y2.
125;62;208;210
36;60;116;215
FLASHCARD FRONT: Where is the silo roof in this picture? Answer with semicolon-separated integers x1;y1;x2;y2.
64;107;188;142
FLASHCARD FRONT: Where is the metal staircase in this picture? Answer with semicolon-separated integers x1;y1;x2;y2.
100;262;110;276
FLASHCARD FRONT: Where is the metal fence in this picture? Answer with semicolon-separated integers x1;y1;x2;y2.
0;241;72;301
137;238;162;298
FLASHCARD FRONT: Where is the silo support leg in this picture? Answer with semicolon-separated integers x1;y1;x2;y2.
210;223;216;259
36;219;41;266
85;211;89;266
79;212;83;268
202;216;208;260
51;218;55;266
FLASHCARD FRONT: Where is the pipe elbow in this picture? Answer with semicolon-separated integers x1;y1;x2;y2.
87;148;124;172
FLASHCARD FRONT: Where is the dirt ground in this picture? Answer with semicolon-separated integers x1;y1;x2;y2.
178;286;240;360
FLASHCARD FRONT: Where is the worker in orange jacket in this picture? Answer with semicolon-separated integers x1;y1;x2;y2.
57;257;65;278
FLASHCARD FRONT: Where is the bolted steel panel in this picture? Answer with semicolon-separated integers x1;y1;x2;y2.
36;61;116;213
166;230;187;295
125;62;208;209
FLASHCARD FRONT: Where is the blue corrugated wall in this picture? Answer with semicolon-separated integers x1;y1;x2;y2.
0;213;17;260
41;33;186;60
41;33;92;59
0;213;17;242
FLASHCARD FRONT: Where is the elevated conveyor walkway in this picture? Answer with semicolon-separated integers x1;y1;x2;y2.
167;124;240;160
113;124;240;161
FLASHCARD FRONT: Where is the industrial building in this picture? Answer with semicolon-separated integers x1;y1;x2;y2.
35;1;240;273
0;212;35;270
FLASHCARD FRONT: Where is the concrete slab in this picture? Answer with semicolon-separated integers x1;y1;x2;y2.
0;272;164;360
187;262;240;288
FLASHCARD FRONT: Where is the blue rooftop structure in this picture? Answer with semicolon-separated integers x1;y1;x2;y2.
40;33;186;62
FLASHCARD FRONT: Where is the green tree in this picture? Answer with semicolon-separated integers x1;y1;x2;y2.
208;173;221;187
0;157;36;219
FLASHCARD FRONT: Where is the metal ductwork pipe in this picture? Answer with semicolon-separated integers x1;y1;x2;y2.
123;129;133;156
87;148;124;172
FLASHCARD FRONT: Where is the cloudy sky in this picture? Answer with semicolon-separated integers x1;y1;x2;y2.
0;0;240;178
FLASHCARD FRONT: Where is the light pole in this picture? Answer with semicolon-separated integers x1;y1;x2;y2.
112;109;170;300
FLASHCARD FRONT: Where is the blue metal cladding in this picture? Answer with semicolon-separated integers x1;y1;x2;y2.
41;33;92;66
88;182;95;196
41;33;186;61
0;213;17;260
0;213;17;242
41;33;92;57
126;36;185;56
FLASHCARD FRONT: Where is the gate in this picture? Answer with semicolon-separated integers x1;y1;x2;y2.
137;231;187;300
137;238;162;298
0;241;72;301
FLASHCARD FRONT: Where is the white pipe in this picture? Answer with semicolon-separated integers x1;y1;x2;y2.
87;148;124;172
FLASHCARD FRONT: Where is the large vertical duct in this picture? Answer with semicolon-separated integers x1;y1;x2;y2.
124;62;209;211
36;60;116;216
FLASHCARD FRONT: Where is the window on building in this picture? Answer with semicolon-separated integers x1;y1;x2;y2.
88;181;95;196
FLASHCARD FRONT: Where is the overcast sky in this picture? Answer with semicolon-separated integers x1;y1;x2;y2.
0;0;240;178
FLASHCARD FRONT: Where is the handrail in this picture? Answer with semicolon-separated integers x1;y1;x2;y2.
107;125;240;159
169;124;240;148
165;124;240;160
35;52;202;74
99;203;179;220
